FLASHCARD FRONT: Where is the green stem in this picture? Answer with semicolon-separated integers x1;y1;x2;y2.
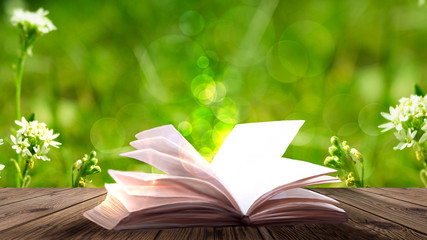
348;156;362;187
20;158;29;188
421;161;427;188
73;170;81;188
12;157;23;187
15;50;27;120
361;162;365;187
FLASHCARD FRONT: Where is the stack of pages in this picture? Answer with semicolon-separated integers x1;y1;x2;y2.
85;120;347;230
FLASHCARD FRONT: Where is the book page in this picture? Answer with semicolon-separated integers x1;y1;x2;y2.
135;125;204;162
250;188;340;216
108;170;235;211
210;120;337;214
127;136;212;179
122;125;242;212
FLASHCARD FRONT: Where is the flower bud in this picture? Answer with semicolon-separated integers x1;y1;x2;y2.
90;151;97;158
351;148;364;163
346;172;355;187
73;160;82;170
416;150;425;161
324;156;342;169
343;145;350;152
78;177;85;187
328;146;340;156
82;154;89;162
330;136;340;147
88;165;101;175
88;156;98;166
29;162;34;169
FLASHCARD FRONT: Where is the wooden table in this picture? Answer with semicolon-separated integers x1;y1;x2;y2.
0;188;426;239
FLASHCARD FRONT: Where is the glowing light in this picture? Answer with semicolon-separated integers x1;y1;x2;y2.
197;56;210;69
178;121;192;136
212;97;239;124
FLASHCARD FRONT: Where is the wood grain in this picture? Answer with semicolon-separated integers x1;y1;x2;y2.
312;188;427;234
359;188;427;207
0;192;159;240
0;188;69;207
0;188;425;239
266;225;317;240
0;188;106;232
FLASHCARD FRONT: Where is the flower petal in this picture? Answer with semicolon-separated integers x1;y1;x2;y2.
380;112;393;121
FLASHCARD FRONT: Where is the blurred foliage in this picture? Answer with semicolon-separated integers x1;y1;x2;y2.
0;0;426;187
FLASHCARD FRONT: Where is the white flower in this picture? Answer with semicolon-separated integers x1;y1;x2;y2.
380;94;427;148
0;139;3;145
11;8;56;35
10;117;61;161
11;133;31;157
393;129;417;150
0;164;4;178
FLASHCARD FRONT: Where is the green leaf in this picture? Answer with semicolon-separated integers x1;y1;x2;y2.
27;113;35;122
415;84;424;97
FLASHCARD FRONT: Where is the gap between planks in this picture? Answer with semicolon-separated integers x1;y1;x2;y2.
0;188;70;207
359;188;427;207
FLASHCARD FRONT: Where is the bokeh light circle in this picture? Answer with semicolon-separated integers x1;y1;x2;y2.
281;21;335;77
179;10;205;36
90;118;125;153
358;103;387;136
197;55;210;68
266;40;308;83
212;97;239;124
178;121;192;136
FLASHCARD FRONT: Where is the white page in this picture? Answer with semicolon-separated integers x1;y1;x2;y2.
210;120;337;214
135;124;204;161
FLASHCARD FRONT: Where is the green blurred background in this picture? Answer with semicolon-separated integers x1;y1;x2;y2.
0;0;426;187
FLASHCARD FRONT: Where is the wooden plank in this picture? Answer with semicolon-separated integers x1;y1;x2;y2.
0;188;69;207
214;227;236;239
359;188;427;207
266;225;317;240
257;227;275;240
0;193;159;239
305;199;427;240
155;228;193;240
312;188;427;234
232;226;263;240
306;222;389;240
0;188;106;231
186;227;214;240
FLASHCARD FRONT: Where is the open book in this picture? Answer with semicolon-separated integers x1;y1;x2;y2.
84;120;347;230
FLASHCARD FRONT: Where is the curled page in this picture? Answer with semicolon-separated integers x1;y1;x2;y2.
120;149;213;180
135;125;203;161
121;128;242;212
128;136;211;178
108;169;236;213
249;188;340;216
